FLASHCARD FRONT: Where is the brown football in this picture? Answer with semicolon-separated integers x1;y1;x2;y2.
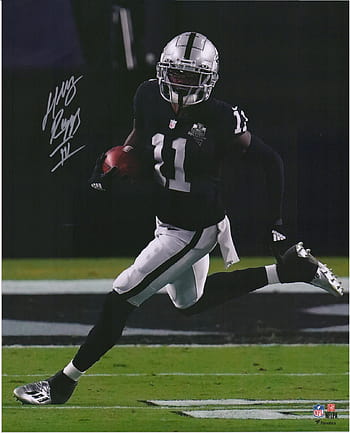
102;145;140;178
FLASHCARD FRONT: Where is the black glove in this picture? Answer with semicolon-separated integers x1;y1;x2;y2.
267;222;288;264
89;153;118;191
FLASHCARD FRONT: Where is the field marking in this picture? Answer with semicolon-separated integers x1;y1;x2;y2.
3;320;224;337
4;405;160;410
3;278;349;294
4;398;349;421
4;404;349;421
3;343;349;348
4;405;349;412
180;409;349;420
3;372;349;378
146;399;350;407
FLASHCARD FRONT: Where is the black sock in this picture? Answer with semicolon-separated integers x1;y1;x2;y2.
47;371;77;404
72;291;136;372
181;267;268;316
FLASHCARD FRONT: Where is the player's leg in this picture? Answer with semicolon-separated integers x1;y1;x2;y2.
14;221;217;405
177;266;269;316
166;254;210;309
13;290;135;405
114;221;217;307
71;290;135;372
69;223;216;375
165;251;268;315
180;242;343;316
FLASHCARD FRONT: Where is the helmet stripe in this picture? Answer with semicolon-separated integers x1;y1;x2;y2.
184;32;197;59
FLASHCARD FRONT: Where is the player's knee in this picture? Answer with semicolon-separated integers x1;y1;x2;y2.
101;290;136;320
112;266;146;294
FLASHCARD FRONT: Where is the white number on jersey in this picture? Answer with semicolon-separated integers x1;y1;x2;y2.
151;133;191;193
232;106;248;134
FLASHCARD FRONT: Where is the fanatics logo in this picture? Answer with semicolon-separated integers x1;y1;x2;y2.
313;404;325;418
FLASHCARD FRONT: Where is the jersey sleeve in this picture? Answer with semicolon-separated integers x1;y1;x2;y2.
230;105;249;135
218;102;249;154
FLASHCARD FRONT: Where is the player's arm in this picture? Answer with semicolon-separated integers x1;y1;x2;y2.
238;132;284;223
89;81;150;191
122;121;138;148
229;107;284;228
89;83;143;192
233;130;287;258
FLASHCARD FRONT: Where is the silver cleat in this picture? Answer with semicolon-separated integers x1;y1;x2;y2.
14;380;52;405
296;242;344;297
13;370;77;405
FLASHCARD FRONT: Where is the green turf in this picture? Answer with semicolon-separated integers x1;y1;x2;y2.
2;256;349;279
2;345;349;432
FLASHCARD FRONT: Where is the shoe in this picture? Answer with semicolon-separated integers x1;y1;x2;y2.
13;380;52;405
277;242;344;297
310;261;344;297
13;371;77;405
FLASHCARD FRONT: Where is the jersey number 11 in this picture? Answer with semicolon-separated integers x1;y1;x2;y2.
152;133;191;193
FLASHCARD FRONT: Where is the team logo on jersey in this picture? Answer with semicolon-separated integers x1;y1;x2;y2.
188;123;207;146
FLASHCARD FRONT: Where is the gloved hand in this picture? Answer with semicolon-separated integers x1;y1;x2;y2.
89;153;118;191
267;222;288;264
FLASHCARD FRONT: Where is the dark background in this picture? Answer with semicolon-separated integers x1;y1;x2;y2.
2;0;348;258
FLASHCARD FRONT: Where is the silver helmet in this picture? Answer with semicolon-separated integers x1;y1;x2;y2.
156;32;219;106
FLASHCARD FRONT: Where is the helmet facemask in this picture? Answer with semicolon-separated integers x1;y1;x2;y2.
157;63;217;106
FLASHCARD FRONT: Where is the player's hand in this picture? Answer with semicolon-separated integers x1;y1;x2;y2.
267;222;288;263
89;153;118;191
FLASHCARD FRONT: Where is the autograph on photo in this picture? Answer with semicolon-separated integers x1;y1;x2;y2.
42;74;85;173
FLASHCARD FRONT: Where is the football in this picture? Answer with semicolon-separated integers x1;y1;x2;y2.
102;145;140;178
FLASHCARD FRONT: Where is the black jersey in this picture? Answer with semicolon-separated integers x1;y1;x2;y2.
134;79;248;230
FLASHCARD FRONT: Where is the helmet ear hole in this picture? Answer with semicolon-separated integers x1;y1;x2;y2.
156;32;219;106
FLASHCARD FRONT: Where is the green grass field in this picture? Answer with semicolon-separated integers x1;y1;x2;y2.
2;257;349;431
2;256;349;279
2;345;349;432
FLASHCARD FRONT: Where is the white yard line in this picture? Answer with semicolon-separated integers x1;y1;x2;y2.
2;320;224;337
4;405;349;411
181;409;349;420
147;399;350;407
3;372;349;378
5;398;349;421
3;343;349;348
2;278;349;294
4;405;159;410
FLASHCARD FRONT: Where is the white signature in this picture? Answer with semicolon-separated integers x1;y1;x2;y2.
42;75;85;172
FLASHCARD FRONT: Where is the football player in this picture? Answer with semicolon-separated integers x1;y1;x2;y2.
14;32;343;405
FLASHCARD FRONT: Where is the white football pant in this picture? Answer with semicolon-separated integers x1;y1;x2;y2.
113;217;238;309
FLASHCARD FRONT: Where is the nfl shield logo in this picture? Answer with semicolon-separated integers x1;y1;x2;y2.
313;404;325;418
169;119;177;129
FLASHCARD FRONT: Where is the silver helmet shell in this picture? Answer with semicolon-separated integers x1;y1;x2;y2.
156;32;219;106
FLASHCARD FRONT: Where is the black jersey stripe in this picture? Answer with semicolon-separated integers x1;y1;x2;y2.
119;228;203;301
184;32;197;59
